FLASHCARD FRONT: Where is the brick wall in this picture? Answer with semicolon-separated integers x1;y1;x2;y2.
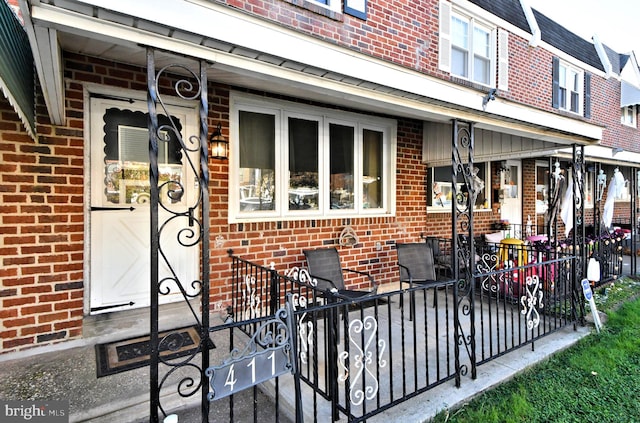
2;0;639;353
220;0;640;153
0;90;84;351
1;52;452;353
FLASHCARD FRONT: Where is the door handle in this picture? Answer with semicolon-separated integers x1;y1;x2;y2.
90;206;135;211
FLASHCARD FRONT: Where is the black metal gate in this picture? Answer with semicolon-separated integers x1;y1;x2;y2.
147;48;212;422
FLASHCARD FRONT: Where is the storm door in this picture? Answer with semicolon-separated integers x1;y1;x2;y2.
89;97;199;313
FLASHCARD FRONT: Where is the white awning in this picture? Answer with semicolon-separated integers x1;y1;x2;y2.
621;81;640;108
556;145;640;166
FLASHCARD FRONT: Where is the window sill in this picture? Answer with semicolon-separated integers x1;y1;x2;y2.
229;210;395;224
426;206;493;214
282;0;343;21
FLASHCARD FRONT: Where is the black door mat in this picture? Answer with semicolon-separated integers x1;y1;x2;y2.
95;326;206;378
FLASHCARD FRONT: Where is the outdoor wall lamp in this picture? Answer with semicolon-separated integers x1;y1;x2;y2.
482;88;497;110
209;123;228;160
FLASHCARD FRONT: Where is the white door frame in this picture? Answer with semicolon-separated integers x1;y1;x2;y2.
83;86;200;315
500;159;522;237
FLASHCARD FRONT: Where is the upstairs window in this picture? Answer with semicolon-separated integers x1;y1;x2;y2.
308;0;340;13
230;93;396;222
439;1;501;88
552;58;585;115
622;105;637;127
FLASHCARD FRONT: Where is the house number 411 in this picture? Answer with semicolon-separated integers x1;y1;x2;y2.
208;347;291;401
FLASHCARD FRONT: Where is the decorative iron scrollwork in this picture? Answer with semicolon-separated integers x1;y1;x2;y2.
521;274;544;329
337;316;387;406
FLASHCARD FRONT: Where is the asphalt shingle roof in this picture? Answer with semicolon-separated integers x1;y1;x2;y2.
470;0;605;72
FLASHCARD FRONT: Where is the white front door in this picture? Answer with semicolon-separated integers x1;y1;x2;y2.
89;97;199;314
500;160;522;238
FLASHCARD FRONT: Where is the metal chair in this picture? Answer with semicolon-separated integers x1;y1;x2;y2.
303;247;377;300
396;242;439;318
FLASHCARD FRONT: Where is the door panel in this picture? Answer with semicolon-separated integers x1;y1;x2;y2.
500;160;522;238
89;97;199;314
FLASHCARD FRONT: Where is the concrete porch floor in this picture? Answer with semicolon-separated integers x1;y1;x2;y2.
0;286;594;423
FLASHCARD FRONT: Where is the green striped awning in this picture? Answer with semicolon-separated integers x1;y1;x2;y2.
0;1;35;138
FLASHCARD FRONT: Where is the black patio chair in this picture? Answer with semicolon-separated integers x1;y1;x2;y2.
396;242;439;318
424;236;453;278
303;247;378;300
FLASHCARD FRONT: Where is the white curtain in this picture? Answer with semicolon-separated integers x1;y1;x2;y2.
602;169;626;229
560;176;574;237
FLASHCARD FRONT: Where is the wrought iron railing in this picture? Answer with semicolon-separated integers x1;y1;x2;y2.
221;250;580;422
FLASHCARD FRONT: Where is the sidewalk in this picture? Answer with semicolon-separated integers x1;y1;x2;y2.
0;322;592;422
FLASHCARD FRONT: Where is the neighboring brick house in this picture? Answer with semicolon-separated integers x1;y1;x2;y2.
1;0;639;355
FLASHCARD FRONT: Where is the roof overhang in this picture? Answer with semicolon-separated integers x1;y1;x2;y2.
621;81;640;108
556;145;640;167
0;1;36;139
18;0;603;145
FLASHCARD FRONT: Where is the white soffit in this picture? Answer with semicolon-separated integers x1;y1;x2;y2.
557;145;640;166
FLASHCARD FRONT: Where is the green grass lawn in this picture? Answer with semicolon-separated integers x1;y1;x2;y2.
432;277;640;423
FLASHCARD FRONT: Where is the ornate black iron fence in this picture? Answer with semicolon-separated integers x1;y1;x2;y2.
474;241;577;363
222;249;580;422
144;51;584;422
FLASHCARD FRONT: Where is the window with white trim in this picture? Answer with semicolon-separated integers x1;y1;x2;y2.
622;105;637;127
427;163;490;211
308;0;340;13
553;59;583;114
439;1;499;87
229;93;396;222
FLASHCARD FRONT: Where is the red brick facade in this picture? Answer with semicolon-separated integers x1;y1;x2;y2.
1;0;639;354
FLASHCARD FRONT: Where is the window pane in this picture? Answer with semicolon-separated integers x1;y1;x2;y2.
570;70;579;91
473;56;490;84
102;109;183;206
288;117;319;210
363;129;382;209
559;66;567;88
330;123;354;210
451;16;468;48
430;165;486;208
559;87;567;109
506;165;518;199
239;111;275;211
473;27;490;57
570;92;579;113
535;165;548;215
451;47;468;77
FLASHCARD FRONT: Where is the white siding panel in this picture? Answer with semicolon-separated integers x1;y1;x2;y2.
422;122;563;166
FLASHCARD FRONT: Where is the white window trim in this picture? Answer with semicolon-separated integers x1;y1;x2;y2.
558;61;584;115
308;0;341;13
440;3;498;88
229;92;397;223
621;105;637;127
426;162;491;213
